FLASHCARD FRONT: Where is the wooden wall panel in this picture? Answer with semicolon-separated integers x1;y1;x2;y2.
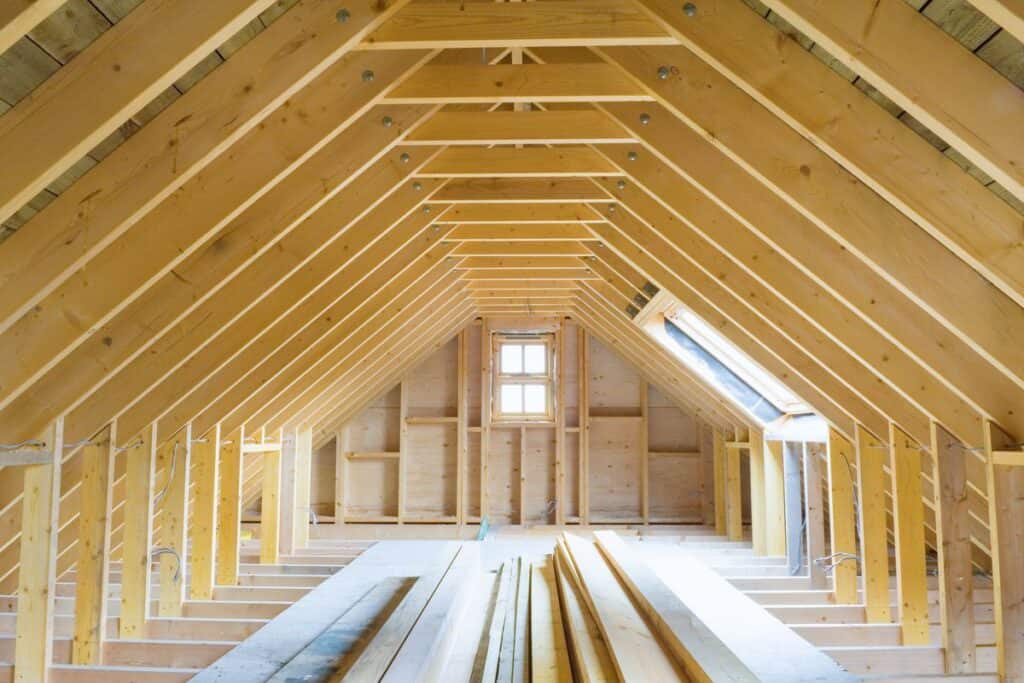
311;439;335;517
345;459;398;518
588;336;641;416
465;431;481;519
347;387;401;452
562;322;580;428
406;338;458;418
649;453;702;522
487;428;520;524
466;325;483;427
523;428;556;523
588;417;643;521
405;423;457;518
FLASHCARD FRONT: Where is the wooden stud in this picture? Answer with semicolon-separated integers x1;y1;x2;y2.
640;379;650;525
260;437;282;565
335;428;348;526
294;427;312;549
930;422;976;673
72;423;115;665
520;426;527;525
406;110;633;146
555;319;566;526
399;378;409;524
119;423;156;639
890;423;930;645
803;443;828;590
0;1;65;55
456;331;468;527
855;425;891;624
826;428;858;604
13;418;62;682
713;430;726;536
480;318;491;523
215;426;242;587
782;442;804;576
749;432;766;555
579;327;590;526
189;424;219;601
157;426;190;617
984;420;1024;682
725;437;743;542
277;427;296;556
764;439;786;557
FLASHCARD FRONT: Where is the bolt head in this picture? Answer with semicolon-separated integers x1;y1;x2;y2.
422;205;431;213
412;181;422;191
627;151;638;161
362;69;375;82
382;115;393;128
608;204;617;213
616;180;626;190
336;8;350;22
657;65;671;80
683;2;697;16
639;112;651;125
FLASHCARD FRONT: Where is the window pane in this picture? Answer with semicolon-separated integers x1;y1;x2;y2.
500;384;523;413
501;344;522;374
523;384;547;413
523;344;546;374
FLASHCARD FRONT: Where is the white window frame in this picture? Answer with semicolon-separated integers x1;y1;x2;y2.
492;333;556;423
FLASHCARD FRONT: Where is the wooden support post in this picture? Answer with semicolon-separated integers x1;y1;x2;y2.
826;429;858;604
713;429;726;536
398;378;408;525
764;439;786;556
260;435;282;565
555;319;566;526
278;427;297;557
749;430;766;555
579;326;590;526
856;425;891;623
519;426;527;525
782;441;803;576
931;421;976;673
294;427;312;549
725;437;743;542
890;423;929;645
216;425;242;587
457;330;468;526
335;428;348;526
640;379;649;525
189;424;219;601
481;318;491;523
157;426;190;617
698;420;714;525
120;423;156;639
72;423;115;665
804;443;828;590
984;420;1024;682
14;418;63;682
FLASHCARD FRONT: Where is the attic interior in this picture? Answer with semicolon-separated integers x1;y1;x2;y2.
1;0;1023;681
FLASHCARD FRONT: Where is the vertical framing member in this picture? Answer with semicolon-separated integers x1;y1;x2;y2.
889;423;929;645
826;428;859;604
157;425;191;617
856;424;891;623
190;424;219;600
216;425;243;587
119;423;156;639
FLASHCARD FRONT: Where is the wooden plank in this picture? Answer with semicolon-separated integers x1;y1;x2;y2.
435;178;608;203
13;418;62;682
0;0;418;337
889;423;930;645
984;421;1024;682
463;268;595;281
119;423;155;639
335;429;348;526
457;256;587;270
640;380;650;525
215;427;243;587
530;560;572;683
294;427;312;549
749;433;766;555
480;319;491;522
71;423;114;665
0;0;64;56
856;425;891;623
0;0;275;225
561;533;684;681
713;430;726;535
579;329;590;525
260;446;282;565
764;439;786;556
363;0;672;48
418;147;619;178
930;422;976;673
803;443;827;590
450;224;597;242
479;561;514;682
457;331;467;527
973;0;1024;43
593;530;756;682
157;427;190;617
826;429;858;604
552;546;616;682
455;242;592;257
385;64;651;104
725;440;743;542
189;425;219;601
438;203;602;224
758;0;1024;203
398;380;408;524
782;442;803;576
406;111;632;146
497;558;521;683
555;321;566;526
513;554;531;682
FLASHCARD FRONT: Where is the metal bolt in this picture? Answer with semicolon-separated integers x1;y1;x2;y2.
336;8;350;22
412;181;422;191
639;112;651;125
657;65;671;80
627;151;638;161
422;205;431;214
616;180;626;190
683;2;697;16
432;225;441;232
400;152;410;163
608;204;617;213
382;115;393;128
362;69;375;82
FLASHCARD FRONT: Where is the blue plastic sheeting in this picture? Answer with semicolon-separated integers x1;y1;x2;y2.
663;318;783;423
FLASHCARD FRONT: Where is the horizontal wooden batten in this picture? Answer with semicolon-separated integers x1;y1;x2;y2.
362;0;674;49
435;203;603;223
384;64;652;103
455;257;585;270
461;269;595;281
452;241;592;257
466;280;582;290
405;111;633;146
416;147;621;178
433;179;609;203
240;443;282;454
448;224;598;241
